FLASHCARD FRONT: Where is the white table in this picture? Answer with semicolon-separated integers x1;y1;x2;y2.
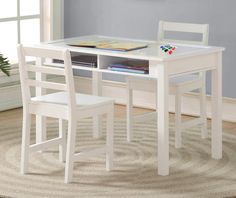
37;35;224;175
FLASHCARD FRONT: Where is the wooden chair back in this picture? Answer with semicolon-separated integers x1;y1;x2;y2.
158;20;209;45
17;45;76;110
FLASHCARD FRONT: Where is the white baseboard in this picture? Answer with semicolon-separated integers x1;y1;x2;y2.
74;76;236;123
1;76;236;123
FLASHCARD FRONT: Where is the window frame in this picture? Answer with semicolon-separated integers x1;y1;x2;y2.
0;0;41;45
0;0;63;62
0;0;63;75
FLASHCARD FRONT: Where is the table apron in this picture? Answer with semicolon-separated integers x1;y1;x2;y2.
166;52;218;76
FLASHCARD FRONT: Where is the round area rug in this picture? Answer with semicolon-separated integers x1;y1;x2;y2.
0;117;236;198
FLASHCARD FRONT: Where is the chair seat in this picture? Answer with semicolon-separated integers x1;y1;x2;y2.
127;74;201;92
128;74;200;85
32;92;114;107
170;74;200;86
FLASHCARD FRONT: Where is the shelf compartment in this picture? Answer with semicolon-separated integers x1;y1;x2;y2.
53;52;98;68
98;55;149;75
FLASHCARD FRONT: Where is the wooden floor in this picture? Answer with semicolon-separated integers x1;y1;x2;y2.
0;105;235;135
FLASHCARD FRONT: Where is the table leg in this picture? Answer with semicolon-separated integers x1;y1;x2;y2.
92;71;103;138
36;58;46;149
211;52;222;159
157;64;169;175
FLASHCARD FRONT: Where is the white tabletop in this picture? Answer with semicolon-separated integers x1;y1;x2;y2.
43;35;224;62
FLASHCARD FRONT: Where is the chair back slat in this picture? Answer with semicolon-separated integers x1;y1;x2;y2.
17;44;76;109
158;21;209;45
159;39;205;46
27;65;66;75
27;79;67;91
23;46;64;60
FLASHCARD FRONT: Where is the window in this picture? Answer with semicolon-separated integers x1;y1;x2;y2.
0;0;42;64
0;0;63;111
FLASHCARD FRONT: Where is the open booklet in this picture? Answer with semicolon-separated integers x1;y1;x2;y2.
67;39;148;52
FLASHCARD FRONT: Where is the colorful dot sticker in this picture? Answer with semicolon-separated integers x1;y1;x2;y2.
160;44;177;55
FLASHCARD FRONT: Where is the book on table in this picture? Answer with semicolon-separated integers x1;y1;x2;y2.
108;60;149;74
67;39;148;52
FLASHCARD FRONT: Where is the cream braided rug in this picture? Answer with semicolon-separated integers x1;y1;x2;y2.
0;112;236;198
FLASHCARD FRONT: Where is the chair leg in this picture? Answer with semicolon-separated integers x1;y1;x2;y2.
175;93;182;149
64;117;77;184
106;105;114;171
93;116;102;139
200;86;207;139
59;119;67;162
21;111;31;174
36;115;46;153
127;87;133;142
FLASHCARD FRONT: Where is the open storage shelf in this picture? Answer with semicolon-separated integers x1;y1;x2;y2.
49;51;154;78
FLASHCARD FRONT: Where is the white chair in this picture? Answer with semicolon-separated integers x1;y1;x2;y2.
126;21;209;148
17;45;114;183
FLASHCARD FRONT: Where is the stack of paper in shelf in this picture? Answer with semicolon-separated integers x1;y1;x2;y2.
108;60;149;74
71;55;97;67
53;54;97;68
